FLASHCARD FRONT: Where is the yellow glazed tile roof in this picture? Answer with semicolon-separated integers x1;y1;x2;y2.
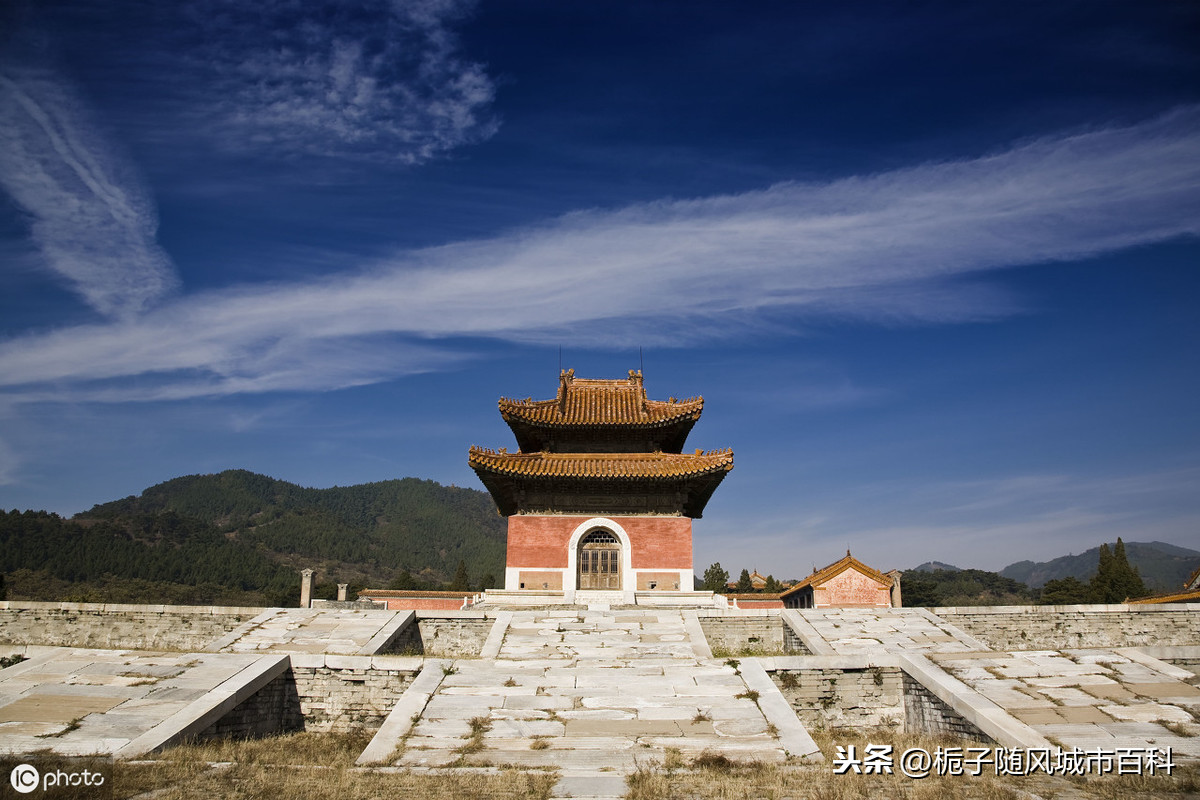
1126;588;1200;604
468;447;733;479
499;369;703;427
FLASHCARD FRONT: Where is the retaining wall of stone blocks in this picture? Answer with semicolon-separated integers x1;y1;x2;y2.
382;616;492;657
900;672;992;741
697;617;787;654
934;604;1200;651
771;665;904;729
195;656;422;738
198;671;304;741
0;602;262;651
288;656;421;732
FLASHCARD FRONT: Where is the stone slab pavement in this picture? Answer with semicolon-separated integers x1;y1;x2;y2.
361;608;821;799
0;647;288;757
930;647;1200;757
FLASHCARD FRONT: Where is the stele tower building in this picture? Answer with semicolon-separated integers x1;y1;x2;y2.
469;369;733;602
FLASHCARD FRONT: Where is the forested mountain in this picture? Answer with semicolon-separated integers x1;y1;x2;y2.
899;568;1034;607
1;470;506;606
1000;541;1200;591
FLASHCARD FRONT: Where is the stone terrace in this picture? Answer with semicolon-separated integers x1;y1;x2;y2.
365;609;817;785
1;601;1198;799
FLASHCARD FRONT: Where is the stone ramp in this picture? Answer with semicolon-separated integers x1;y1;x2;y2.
930;647;1200;756
361;608;820;796
207;607;412;655
784;607;987;655
0;648;287;757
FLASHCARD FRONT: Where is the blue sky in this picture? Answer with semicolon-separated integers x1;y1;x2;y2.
1;1;1198;579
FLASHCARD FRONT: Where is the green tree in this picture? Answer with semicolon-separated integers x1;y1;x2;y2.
389;570;417;590
899;574;942;607
1111;538;1148;601
450;559;470;592
1090;543;1117;602
478;573;497;591
735;569;753;594
763;574;781;594
701;563;729;593
1090;539;1147;603
1040;576;1092;605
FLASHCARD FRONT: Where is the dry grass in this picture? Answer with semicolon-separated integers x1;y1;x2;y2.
116;732;558;800
105;727;1200;800
625;727;1200;800
1159;719;1197;737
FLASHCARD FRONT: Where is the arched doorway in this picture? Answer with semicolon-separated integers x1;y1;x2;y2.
577;529;622;590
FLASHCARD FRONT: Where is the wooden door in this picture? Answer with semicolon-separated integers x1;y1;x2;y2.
578;531;621;590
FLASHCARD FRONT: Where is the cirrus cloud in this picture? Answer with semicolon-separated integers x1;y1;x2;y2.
0;106;1197;401
180;0;497;163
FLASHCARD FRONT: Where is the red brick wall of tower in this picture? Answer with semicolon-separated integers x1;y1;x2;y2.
506;515;692;569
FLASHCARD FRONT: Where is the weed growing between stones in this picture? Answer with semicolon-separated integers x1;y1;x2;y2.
0;653;28;669
712;645;790;658
455;714;492;757
36;716;83;738
777;670;799;690
1159;719;1196;737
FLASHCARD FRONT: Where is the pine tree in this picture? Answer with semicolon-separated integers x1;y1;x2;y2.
701;563;729;593
450;559;470;591
735;569;754;593
1090;543;1118;603
1040;576;1091;605
1111;538;1147;601
763;575;781;594
389;570;416;590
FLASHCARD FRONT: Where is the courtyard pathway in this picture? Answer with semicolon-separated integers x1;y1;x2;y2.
368;607;819;799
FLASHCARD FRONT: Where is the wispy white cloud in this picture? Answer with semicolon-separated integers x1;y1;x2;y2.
1;107;1198;401
180;0;496;163
0;67;177;318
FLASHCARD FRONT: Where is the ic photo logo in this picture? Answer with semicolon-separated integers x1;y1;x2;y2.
9;764;39;794
7;761;108;795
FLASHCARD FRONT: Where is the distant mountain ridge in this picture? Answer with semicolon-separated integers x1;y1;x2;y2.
910;561;961;572
1000;541;1200;591
2;469;506;605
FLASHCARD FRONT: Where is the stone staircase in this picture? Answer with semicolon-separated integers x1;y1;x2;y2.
385;608;818;797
